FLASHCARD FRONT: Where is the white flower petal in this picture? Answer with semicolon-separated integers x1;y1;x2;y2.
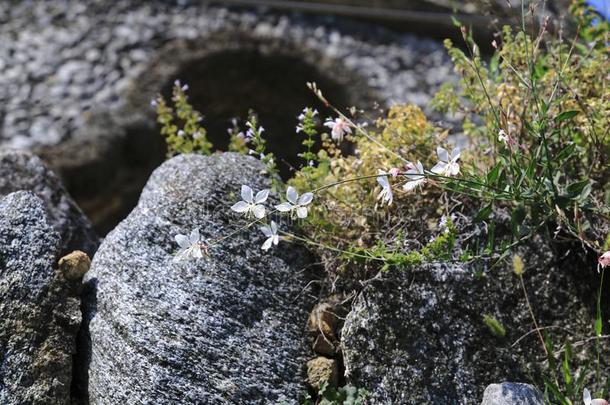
450;147;461;161
584;388;591;405
272;235;279;246
261;225;273;237
270;221;278;234
189;228;200;244
252;204;266;219
296;206;308;219
448;162;460;176
175;234;190;248
241;185;254;203
286;186;298;204
192;245;203;258
298;192;314;206
261;237;273;251
403;179;424;192
231;201;250;213
437;146;449;163
431;162;447;175
173;248;187;262
255;189;270;204
275;202;293;212
377;173;389;188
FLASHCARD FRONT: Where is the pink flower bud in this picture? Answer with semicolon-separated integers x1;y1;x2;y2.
599;251;610;268
388;167;401;178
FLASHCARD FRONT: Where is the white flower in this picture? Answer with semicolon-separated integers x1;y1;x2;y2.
173;228;204;262
276;186;314;219
174;79;188;91
246;121;264;139
498;129;509;144
438;213;455;233
431;146;461;176
177;130;185;137
193;131;203;140
230;185;269;219
376;170;393;206
260;221;280;251
324;117;352;142
403;161;426;192
298;107;318;122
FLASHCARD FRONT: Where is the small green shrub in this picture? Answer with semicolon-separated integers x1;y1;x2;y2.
153;81;212;157
301;382;368;405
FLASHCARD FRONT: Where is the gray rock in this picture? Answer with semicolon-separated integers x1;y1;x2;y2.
341;252;593;404
0;191;82;405
0;150;99;256
481;383;544;405
80;153;316;404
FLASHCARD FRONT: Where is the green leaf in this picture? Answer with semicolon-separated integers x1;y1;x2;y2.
474;203;493;223
595;317;602;336
555;110;579;122
562;346;572;387
555;143;576;162
566;180;591;198
510;206;526;237
487;163;502;185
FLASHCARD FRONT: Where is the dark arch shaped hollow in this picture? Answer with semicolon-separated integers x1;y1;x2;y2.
68;32;377;234
159;49;355;179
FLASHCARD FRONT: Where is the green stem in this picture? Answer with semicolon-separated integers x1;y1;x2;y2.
595;267;605;391
519;273;549;356
280;230;387;262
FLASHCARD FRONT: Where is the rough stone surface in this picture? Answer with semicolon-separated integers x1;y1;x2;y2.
341;252;594;404
481;383;544;405
0;1;455;231
0;191;82;405
0;1;452;151
80;152;317;404
0;150;99;255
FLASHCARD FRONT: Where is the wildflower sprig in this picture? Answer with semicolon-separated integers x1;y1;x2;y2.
245;112;279;181
153;80;212;157
227;118;249;154
296;108;320;172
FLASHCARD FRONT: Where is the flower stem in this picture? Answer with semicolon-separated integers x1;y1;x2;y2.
519;273;548;356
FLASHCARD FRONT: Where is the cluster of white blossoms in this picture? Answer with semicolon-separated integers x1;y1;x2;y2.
172;109;464;261
173;184;315;260
296;108;318;133
376;146;461;206
228;184;314;253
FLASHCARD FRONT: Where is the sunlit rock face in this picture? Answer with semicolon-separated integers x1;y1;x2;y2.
341;246;596;403
0;150;99;256
0;0;452;234
78;153;317;404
